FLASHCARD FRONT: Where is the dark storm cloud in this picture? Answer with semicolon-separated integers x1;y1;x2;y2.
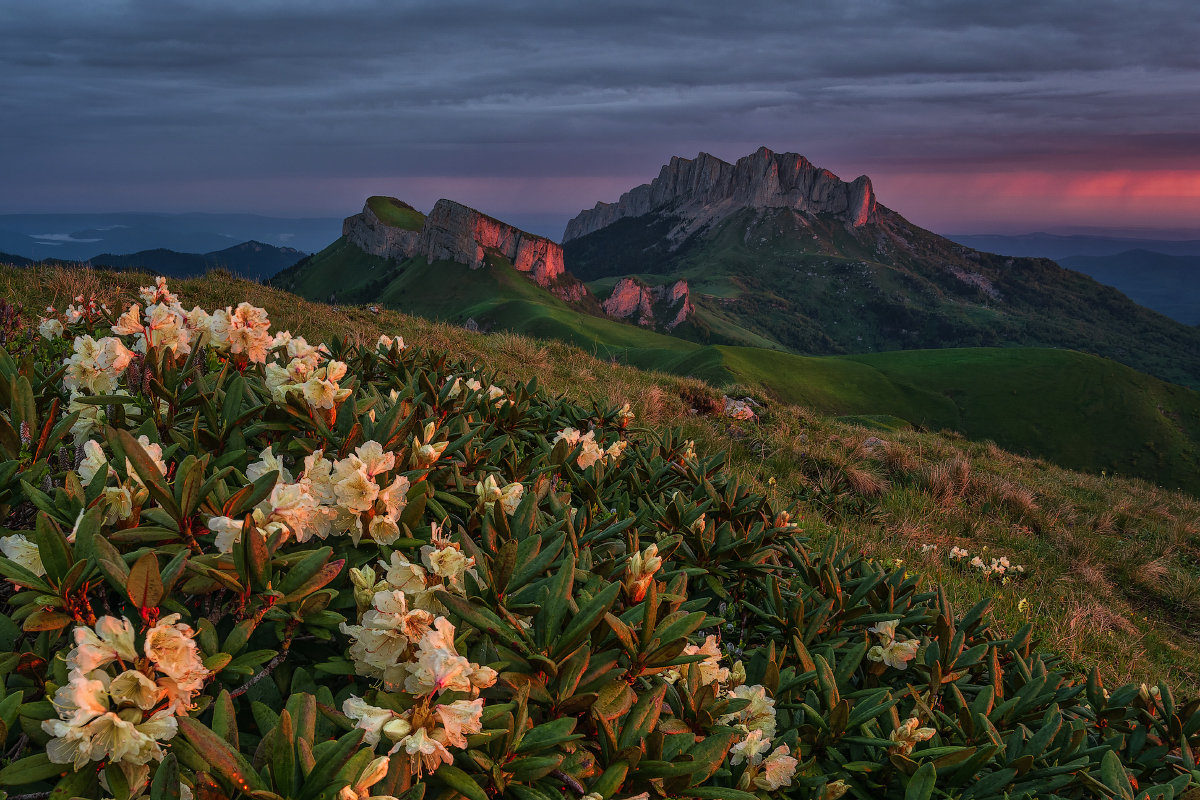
2;0;1199;229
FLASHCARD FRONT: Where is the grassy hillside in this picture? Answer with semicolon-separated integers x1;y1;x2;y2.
276;239;1200;495
565;206;1200;389
6;262;1200;700
367;194;425;230
272;236;399;302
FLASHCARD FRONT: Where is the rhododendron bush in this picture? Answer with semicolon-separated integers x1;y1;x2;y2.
0;279;1198;800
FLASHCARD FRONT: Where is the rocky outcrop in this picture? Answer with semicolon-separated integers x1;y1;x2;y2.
417;200;565;286
343;197;568;291
343;200;420;258
564;146;877;243
602;277;694;330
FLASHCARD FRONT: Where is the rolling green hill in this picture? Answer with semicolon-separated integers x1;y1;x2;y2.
567;206;1200;390
275;236;1200;494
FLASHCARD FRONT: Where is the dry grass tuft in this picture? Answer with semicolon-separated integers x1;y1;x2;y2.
845;465;890;497
925;456;971;506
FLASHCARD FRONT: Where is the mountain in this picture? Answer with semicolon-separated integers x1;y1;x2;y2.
88;240;306;279
0;212;342;260
947;232;1200;260
0;241;307;280
1056;249;1200;326
562;146;1200;389
0;251;33;267
273;196;591;309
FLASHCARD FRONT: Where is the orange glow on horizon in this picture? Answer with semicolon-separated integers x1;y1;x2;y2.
874;169;1200;231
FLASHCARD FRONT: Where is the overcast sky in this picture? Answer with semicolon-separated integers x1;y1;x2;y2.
3;0;1199;237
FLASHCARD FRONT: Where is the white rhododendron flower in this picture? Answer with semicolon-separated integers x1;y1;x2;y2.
38;316;64;339
63;335;135;394
729;728;771;765
553;426;625;469
866;619;920;670
412;422;449;468
0;533;46;580
753;744;799;790
720;684;777;738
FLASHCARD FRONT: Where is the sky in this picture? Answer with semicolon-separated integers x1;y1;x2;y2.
2;0;1199;239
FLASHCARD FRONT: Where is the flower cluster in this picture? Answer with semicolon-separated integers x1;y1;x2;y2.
866;619;920;670
474;474;523;514
206;441;411;550
622;543;662;602
553;427;627;469
39;295;111;340
721;684;797;790
949;546;1026;580
42;615;210;790
62;334;136;395
78;436;169;524
448;375;508;408
341;573;498;779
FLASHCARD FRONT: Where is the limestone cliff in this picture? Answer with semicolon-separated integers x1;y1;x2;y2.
343;199;421;258
342;197;570;294
564;146;877;243
601;277;694;330
417;200;565;285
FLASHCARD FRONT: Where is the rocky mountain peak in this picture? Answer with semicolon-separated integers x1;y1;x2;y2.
341;197;566;289
563;147;877;242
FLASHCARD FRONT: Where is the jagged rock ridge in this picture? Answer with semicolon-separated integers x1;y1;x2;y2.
342;198;568;291
601;277;694;330
564;146;877;243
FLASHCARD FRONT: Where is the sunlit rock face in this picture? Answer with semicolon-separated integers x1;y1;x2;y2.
563;146;878;243
343;201;420;258
601;277;693;330
343;197;566;289
417;200;566;286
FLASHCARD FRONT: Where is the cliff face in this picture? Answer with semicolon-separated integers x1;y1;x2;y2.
342;197;567;290
564;146;877;242
343;201;420;259
602;277;693;330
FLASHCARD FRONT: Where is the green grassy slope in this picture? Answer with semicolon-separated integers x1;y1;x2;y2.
272;236;398;302
846;348;1200;493
275;239;1200;494
366;195;425;230
565;207;1200;389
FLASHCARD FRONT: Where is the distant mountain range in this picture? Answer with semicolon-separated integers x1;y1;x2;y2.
0;240;307;280
947;232;1200;260
0;211;343;261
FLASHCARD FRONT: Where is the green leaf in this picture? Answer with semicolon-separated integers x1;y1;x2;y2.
50;763;98;800
116;429;181;519
436;764;490;800
906;761;936;800
148;752;181;800
177;716;267;793
296;728;364;800
128;551;164;609
516;716;579;754
0;752;66;785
